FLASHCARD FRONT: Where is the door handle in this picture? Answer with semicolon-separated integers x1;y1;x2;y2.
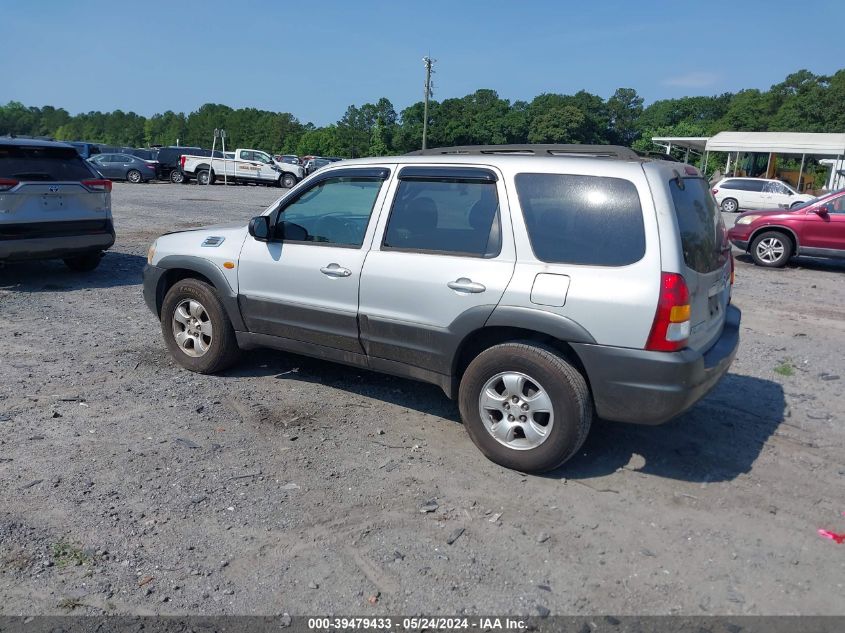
320;263;352;278
447;277;486;293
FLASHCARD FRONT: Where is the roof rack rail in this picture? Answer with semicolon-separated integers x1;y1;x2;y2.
406;144;641;160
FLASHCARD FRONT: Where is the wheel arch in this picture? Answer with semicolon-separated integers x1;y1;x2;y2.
453;326;590;383
152;256;246;331
748;224;799;251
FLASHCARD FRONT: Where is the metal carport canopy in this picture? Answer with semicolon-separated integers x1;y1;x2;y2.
651;137;709;152
705;132;845;155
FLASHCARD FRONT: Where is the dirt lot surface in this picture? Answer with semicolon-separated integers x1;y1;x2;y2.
1;182;844;616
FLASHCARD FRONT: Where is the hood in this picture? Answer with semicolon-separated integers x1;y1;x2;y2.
736;208;798;221
163;220;247;236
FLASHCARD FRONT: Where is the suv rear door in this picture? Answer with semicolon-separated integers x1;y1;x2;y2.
667;175;732;352
358;165;515;376
0;143;109;229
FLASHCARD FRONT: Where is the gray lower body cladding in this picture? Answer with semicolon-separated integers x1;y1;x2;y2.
572;305;741;425
0;220;115;260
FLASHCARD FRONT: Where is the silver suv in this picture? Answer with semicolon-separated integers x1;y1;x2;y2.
143;144;740;472
0;138;115;271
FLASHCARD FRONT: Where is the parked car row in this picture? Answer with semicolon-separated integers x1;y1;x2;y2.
70;143;313;188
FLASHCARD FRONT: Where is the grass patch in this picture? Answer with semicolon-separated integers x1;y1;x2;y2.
774;361;795;377
51;540;88;568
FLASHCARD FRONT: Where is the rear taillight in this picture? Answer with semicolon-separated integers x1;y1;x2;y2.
646;272;691;352
82;179;113;193
730;253;735;286
180;155;186;169
0;178;19;191
712;188;719;195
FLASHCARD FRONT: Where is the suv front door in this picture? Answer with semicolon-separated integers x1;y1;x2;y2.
358;166;515;376
800;192;845;254
237;167;391;353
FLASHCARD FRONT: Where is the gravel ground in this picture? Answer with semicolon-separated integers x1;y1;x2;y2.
1;181;844;616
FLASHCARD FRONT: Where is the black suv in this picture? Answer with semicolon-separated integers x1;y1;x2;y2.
157;147;222;183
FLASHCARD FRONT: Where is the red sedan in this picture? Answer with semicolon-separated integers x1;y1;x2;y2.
727;189;845;267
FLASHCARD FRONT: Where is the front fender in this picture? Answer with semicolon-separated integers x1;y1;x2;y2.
147;255;247;331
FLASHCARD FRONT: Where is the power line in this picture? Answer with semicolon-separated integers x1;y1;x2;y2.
422;56;435;150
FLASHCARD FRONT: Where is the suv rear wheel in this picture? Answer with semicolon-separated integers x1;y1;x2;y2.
161;278;240;373
170;170;185;184
721;198;738;213
459;342;592;473
63;252;102;272
750;230;793;268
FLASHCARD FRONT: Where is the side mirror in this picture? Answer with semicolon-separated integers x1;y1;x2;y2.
248;215;271;241
815;206;830;216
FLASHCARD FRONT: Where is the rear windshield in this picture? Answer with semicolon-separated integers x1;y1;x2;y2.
670;177;729;273
0;145;95;181
515;173;646;266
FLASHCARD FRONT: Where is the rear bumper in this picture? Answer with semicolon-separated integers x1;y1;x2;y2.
572;305;740;425
0;221;115;260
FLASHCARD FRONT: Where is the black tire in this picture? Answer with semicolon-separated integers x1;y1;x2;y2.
170;170;185;184
282;173;298;189
127;169;142;183
721;197;739;213
750;230;793;268
160;278;240;374
458;342;592;473
196;170;214;186
63;252;102;272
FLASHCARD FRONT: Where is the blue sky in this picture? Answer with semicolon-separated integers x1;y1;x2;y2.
3;0;844;125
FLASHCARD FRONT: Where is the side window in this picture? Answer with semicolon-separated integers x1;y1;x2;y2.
829;195;845;213
254;152;272;164
239;150;252;161
383;172;501;257
721;180;738;190
276;174;386;247
749;180;766;192
515;173;645;267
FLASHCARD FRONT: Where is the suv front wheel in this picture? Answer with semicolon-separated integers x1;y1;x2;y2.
161;278;240;373
750;230;793;268
458;342;592;473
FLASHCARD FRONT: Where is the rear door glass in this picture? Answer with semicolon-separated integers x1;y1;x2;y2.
0;145;95;181
670;177;729;273
515;173;645;266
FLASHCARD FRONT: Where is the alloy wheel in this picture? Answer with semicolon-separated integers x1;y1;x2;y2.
171;299;213;357
478;371;554;450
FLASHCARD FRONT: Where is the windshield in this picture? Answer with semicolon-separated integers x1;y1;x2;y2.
792;188;845;210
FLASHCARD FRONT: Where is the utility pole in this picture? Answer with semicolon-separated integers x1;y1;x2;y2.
422;56;435;150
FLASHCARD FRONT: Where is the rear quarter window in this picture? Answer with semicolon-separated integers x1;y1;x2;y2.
515;173;645;266
670;177;729;274
0;145;96;181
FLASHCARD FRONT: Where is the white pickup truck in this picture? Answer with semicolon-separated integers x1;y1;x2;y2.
180;148;304;188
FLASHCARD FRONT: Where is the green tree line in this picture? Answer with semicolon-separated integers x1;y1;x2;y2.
2;69;843;161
